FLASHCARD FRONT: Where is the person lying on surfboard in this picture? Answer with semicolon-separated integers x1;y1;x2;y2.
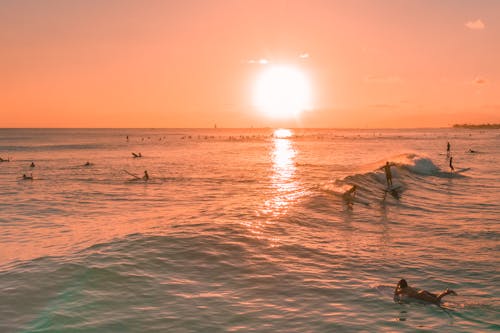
22;173;33;180
394;279;456;305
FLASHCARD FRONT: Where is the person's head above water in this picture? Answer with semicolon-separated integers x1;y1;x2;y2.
397;279;408;288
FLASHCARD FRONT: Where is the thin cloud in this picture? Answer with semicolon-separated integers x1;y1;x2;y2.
474;77;486;84
368;104;397;109
364;75;402;84
298;53;310;59
465;19;485;30
247;58;269;65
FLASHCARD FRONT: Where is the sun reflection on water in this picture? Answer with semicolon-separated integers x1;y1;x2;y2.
262;129;301;216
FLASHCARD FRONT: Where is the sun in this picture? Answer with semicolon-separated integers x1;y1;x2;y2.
253;65;312;119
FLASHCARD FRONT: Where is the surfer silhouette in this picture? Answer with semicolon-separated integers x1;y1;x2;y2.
446;141;451;157
449;156;454;172
383;162;393;187
143;170;149;181
394;279;456;305
30;162;35;168
132;152;142;158
342;185;357;206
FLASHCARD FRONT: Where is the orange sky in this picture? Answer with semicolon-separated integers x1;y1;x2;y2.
1;0;499;128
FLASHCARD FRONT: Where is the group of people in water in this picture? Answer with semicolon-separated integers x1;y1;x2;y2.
8;153;149;181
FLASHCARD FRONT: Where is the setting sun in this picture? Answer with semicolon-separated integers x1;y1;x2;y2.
253;66;312;119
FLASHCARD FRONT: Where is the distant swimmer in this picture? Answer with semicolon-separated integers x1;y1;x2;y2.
30;162;35;168
143;170;149;181
468;148;477;153
449;156;455;172
446;141;451;157
383;162;393;187
394;279;457;305
84;161;92;166
132;152;142;158
22;173;33;180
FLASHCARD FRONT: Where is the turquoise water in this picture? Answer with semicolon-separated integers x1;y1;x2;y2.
0;128;498;332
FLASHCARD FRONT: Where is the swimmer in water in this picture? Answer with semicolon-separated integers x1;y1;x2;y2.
394;279;456;305
0;157;9;162
22;173;33;180
143;170;149;181
30;162;35;168
84;161;92;166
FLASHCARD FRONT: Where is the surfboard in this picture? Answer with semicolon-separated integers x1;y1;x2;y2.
384;184;402;192
123;169;141;180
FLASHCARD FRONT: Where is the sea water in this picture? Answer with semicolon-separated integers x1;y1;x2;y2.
0;128;498;332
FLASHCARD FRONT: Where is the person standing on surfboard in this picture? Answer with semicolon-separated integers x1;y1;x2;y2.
143;170;149;181
383;162;393;187
449;156;454;172
446;141;451;157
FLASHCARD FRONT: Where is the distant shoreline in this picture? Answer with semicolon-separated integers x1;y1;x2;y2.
453;123;500;129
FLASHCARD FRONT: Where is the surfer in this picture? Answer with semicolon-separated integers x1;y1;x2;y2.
143;170;149;181
394;279;456;305
132;152;142;158
446;141;451;157
30;162;35;168
449;156;455;172
84;161;92;166
342;185;357;202
383;162;393;187
22;173;33;180
0;157;9;162
468;148;477;153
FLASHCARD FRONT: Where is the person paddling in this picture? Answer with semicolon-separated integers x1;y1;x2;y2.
22;173;33;180
394;279;457;305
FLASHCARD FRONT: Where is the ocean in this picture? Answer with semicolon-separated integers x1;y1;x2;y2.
0;128;498;332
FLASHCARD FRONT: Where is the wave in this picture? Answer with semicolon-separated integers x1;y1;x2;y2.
319;153;469;206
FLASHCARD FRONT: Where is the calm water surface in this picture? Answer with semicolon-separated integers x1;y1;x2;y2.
0;128;499;332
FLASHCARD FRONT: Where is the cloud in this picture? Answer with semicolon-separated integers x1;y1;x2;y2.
298;53;309;59
474;77;486;84
247;58;269;65
465;19;485;30
364;75;402;84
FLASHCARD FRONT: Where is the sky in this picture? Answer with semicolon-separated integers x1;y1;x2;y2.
1;0;499;128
